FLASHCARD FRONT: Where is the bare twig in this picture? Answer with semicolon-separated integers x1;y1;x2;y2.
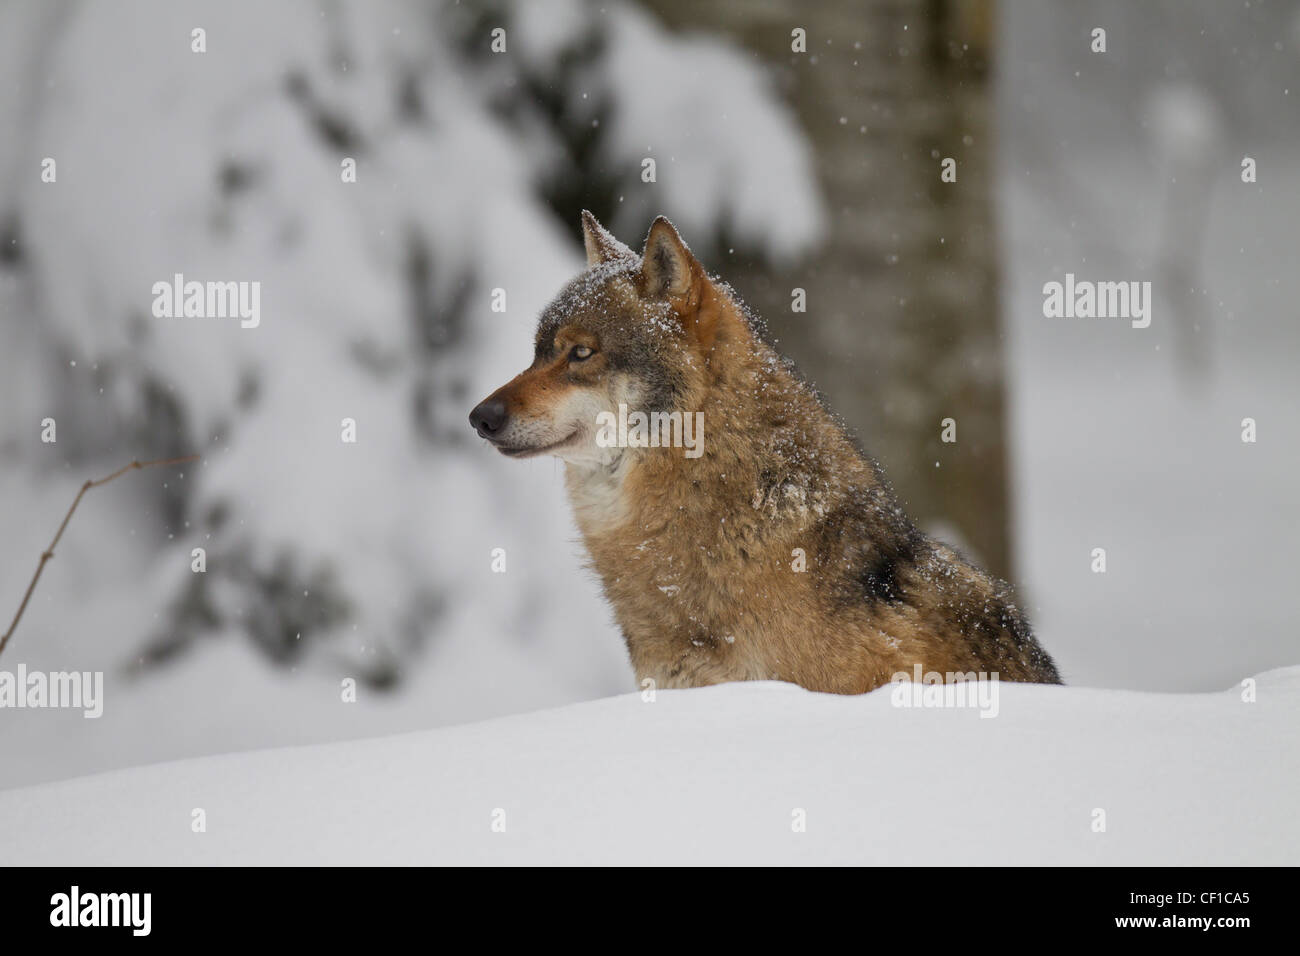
0;454;199;659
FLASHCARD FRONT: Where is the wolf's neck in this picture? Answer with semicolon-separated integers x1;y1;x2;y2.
564;452;635;531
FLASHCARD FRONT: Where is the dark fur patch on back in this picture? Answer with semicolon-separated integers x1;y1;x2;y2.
811;489;924;610
859;550;904;604
856;525;923;606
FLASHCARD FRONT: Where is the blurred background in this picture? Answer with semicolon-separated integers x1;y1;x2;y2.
1;0;1297;788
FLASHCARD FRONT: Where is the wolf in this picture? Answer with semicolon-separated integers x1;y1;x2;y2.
470;212;1061;693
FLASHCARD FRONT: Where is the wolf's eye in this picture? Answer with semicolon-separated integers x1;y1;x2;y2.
570;345;594;361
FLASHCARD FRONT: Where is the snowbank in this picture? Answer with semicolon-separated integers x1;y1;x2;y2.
3;667;1296;865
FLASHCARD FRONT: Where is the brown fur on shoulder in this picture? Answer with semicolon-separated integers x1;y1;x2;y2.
470;212;1061;693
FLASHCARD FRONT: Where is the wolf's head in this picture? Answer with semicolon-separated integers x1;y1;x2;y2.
469;212;744;464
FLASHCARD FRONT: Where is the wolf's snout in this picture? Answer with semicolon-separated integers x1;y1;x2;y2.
469;397;508;438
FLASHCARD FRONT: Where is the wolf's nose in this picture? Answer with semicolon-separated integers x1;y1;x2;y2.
469;398;508;437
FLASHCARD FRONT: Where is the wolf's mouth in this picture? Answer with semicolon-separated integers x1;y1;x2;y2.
493;430;582;458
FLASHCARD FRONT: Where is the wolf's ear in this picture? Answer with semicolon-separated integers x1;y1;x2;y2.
640;216;736;357
581;210;634;267
639;216;698;299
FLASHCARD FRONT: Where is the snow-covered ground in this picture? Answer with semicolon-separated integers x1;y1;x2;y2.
3;668;1295;865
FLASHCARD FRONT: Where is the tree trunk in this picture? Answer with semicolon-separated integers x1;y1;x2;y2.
645;0;1015;581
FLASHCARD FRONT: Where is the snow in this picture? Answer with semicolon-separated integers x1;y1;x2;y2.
591;4;825;262
2;667;1295;865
